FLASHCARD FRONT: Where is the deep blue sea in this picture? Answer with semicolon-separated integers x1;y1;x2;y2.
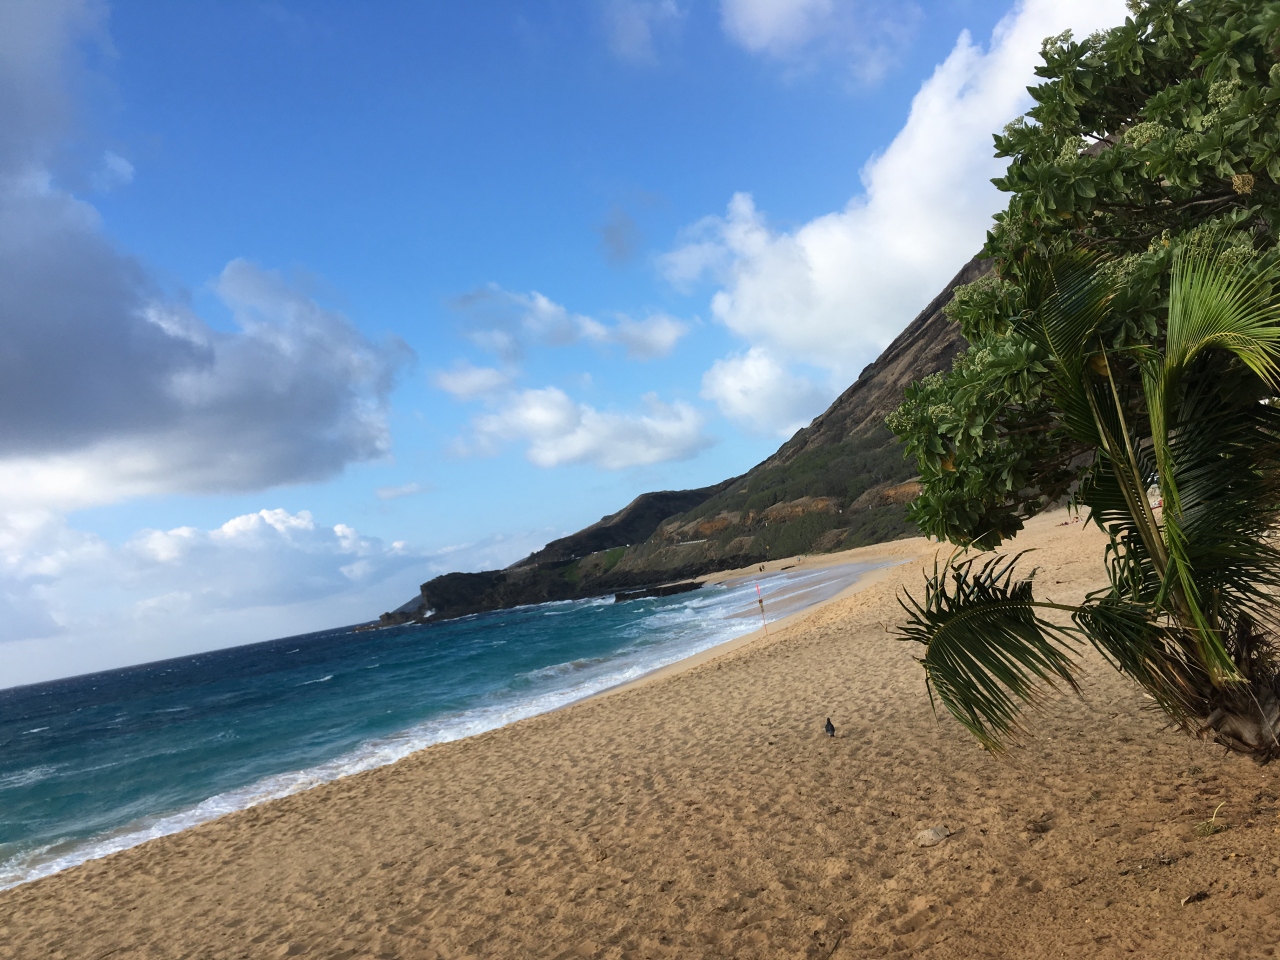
0;562;880;890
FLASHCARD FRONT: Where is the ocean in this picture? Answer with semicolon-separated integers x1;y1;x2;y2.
0;561;882;891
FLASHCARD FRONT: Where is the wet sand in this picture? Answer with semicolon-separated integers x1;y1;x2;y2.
4;511;1280;959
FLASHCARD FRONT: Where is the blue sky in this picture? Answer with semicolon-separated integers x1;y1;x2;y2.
0;0;1126;686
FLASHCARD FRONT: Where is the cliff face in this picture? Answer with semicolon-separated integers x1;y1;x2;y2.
381;256;987;625
761;254;989;465
611;255;990;578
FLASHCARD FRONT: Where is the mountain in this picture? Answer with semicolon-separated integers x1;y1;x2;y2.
508;479;738;569
378;255;989;625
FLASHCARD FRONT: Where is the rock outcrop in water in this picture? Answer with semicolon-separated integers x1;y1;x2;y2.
380;255;989;626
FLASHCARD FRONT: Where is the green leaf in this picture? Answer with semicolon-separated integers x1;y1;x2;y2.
898;553;1081;751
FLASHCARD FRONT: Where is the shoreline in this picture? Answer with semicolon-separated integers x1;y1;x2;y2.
10;510;1279;958
0;543;917;893
591;535;929;705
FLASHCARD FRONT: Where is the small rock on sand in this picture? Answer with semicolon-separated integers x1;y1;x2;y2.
915;826;951;847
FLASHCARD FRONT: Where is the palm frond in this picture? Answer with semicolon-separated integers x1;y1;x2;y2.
1159;357;1280;676
1073;596;1207;723
1100;521;1162;603
1021;250;1114;363
1019;252;1116;450
1142;238;1280;684
1166;236;1280;392
897;553;1081;751
1168;371;1280;589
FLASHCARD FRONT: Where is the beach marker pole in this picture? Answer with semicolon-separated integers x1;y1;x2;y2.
756;582;768;635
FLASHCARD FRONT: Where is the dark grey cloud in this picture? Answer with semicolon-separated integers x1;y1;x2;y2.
0;179;193;454
0;0;103;174
0;177;409;499
0;0;411;505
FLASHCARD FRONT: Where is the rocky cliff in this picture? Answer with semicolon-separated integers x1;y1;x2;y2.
380;255;987;625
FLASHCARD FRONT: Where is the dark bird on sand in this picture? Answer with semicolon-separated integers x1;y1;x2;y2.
824;718;835;737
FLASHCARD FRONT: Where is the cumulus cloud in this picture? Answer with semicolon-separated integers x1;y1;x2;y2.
468;387;710;469
0;506;444;686
433;361;513;400
456;285;688;361
0;239;408;509
0;5;410;511
604;0;683;63
0;507;107;641
701;347;828;437
0;506;568;687
608;313;689;360
671;0;1125;433
122;509;412;601
0;507;419;639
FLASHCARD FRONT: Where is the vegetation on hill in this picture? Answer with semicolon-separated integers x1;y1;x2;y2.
889;0;1280;761
606;256;991;579
507;481;737;569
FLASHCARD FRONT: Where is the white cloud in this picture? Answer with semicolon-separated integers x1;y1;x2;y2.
605;0;683;63
433;361;513;400
0;506;433;685
117;507;416;607
671;0;1125;433
721;0;833;55
607;313;689;360
113;509;418;611
0;506;569;688
718;0;920;83
456;285;688;361
469;387;710;469
514;289;587;345
375;482;426;501
701;347;828;437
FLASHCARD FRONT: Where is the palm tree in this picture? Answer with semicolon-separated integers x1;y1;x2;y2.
900;238;1280;762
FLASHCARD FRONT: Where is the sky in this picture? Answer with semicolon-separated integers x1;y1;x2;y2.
0;0;1128;688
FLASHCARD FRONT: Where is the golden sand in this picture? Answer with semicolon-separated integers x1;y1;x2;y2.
3;512;1279;959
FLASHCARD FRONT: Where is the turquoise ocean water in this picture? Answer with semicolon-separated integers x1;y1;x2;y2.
0;562;880;890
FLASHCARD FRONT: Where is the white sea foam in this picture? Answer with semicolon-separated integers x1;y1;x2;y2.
0;560;886;891
0;764;61;790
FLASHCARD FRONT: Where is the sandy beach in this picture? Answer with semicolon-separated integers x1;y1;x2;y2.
4;512;1280;959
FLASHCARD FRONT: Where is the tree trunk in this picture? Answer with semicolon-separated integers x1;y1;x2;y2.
1198;693;1280;763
